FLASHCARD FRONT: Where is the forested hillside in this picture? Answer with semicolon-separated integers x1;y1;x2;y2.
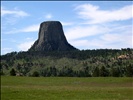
1;48;133;77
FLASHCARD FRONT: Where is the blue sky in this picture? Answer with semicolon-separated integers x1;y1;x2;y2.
1;1;133;55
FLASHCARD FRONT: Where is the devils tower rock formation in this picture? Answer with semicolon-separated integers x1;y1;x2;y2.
29;21;77;51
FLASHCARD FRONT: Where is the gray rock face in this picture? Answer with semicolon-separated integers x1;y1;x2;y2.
29;21;77;51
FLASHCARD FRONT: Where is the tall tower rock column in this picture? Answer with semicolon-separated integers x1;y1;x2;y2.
29;21;77;51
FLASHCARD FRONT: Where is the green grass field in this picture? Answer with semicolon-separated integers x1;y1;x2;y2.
1;76;133;100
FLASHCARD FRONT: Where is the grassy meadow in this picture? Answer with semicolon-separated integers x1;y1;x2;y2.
1;76;133;100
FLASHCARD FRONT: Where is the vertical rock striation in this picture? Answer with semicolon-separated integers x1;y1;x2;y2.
29;21;77;51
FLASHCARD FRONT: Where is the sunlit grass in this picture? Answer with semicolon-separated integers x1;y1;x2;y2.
1;76;133;100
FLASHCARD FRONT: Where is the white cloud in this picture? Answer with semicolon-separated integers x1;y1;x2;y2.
70;39;106;50
1;48;13;55
1;38;16;43
17;37;36;51
66;24;132;49
4;21;74;34
1;6;30;17
75;4;133;24
45;14;52;19
65;4;133;49
71;35;131;50
69;39;89;49
38;13;53;20
99;25;132;48
18;40;35;51
65;25;109;41
62;22;74;26
26;37;34;40
4;24;39;34
21;24;39;32
1;6;30;27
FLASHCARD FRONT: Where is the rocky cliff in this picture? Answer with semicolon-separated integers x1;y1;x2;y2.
29;21;77;51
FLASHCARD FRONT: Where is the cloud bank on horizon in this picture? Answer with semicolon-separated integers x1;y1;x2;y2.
1;1;133;55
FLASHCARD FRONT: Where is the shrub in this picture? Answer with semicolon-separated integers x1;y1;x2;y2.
10;68;16;76
32;71;39;77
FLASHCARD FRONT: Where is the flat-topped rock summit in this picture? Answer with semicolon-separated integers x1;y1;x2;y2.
29;21;77;52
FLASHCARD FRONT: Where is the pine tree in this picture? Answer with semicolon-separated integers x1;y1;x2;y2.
126;64;133;77
111;67;121;77
99;66;109;77
10;68;16;76
92;67;99;77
